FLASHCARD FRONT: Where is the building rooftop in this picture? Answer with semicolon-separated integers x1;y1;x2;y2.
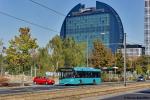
120;44;145;48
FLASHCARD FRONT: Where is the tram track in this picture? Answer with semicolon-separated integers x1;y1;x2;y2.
0;82;150;100
46;83;150;100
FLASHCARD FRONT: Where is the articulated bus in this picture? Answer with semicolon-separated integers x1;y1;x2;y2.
58;67;101;85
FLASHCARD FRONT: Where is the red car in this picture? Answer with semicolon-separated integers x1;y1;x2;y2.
33;77;55;85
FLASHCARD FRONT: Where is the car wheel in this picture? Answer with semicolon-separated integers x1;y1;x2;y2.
45;82;48;85
34;82;37;85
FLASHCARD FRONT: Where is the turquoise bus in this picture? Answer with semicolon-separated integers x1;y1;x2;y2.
59;67;101;85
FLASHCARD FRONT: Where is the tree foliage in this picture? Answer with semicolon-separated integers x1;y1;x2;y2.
133;55;150;74
0;39;3;48
90;40;114;68
0;39;3;64
33;47;52;76
135;56;149;66
115;50;124;70
135;65;143;75
63;38;85;67
47;35;64;71
6;27;38;73
0;39;4;74
46;35;86;71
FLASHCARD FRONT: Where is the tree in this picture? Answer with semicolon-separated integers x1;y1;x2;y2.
115;50;124;70
6;27;38;74
0;39;3;48
35;47;52;75
63;38;86;67
47;35;64;71
135;56;149;66
0;39;3;63
0;39;4;75
90;40;114;68
134;55;150;74
46;36;86;71
106;49;115;67
146;64;150;75
135;65;143;75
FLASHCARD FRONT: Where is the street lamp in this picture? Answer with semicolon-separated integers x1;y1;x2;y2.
86;34;89;67
101;32;106;44
124;33;127;86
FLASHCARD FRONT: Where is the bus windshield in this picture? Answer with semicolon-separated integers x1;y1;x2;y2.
60;71;74;79
59;68;74;79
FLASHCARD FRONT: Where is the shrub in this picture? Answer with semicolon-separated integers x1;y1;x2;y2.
0;76;9;87
101;73;110;82
0;76;9;83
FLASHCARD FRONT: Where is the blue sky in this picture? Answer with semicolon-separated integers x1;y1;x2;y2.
0;0;144;47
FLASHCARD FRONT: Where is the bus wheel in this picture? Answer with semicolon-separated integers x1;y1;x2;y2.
93;79;96;85
79;80;82;85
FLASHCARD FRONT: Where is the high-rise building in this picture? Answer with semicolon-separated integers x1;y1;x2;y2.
60;1;124;53
145;0;150;55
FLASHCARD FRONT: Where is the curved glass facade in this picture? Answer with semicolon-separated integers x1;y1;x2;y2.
60;1;124;53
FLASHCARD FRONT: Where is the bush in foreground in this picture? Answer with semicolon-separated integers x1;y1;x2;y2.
0;76;9;86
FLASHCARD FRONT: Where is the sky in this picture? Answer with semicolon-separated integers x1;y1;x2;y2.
0;0;144;48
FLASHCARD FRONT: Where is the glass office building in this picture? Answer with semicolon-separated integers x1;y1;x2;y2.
60;1;124;53
145;0;150;55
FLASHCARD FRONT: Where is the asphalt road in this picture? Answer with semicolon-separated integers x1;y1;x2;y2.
0;82;126;95
102;89;150;100
0;85;79;95
0;81;149;95
0;82;121;95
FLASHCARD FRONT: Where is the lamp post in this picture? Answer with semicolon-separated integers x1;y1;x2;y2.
124;33;127;86
0;51;2;76
22;61;25;86
86;34;89;67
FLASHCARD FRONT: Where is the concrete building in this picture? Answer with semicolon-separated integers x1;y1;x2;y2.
119;44;145;60
144;0;150;55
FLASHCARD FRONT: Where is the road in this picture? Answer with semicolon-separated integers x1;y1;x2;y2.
0;85;79;95
0;83;116;95
0;82;127;95
0;82;119;95
100;89;150;100
0;81;149;95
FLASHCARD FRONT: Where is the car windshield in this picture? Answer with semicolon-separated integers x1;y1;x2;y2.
138;76;143;78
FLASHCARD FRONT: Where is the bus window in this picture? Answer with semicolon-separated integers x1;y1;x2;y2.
75;71;101;78
92;72;100;78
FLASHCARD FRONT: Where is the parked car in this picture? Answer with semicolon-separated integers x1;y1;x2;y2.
137;76;145;82
33;76;55;85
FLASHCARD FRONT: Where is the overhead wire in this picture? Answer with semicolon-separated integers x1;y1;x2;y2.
0;0;68;33
0;11;59;33
29;0;66;17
